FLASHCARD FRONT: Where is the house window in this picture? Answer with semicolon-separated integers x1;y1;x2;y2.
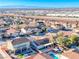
38;39;49;45
15;49;21;55
22;47;27;52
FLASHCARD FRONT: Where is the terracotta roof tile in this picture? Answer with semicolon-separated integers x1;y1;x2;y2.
12;38;30;45
6;28;16;34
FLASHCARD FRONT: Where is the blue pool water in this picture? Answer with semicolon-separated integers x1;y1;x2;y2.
47;51;58;59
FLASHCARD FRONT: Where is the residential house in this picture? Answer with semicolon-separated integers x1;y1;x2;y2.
31;38;53;52
6;28;16;35
59;31;73;37
6;38;31;55
31;32;57;51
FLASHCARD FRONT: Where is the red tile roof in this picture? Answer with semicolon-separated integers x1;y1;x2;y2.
0;19;5;25
6;28;16;34
12;38;30;45
62;31;73;36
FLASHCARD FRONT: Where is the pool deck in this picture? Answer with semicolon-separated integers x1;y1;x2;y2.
62;49;79;59
56;54;69;59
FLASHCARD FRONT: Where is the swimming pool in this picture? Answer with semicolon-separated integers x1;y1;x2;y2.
47;51;58;59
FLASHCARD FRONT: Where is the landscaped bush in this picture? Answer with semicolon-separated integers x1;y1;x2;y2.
17;54;24;59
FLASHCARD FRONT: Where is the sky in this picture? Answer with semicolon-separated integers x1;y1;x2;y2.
0;0;79;8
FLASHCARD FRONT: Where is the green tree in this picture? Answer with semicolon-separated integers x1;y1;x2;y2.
17;54;24;59
69;34;78;44
63;38;72;48
63;34;78;48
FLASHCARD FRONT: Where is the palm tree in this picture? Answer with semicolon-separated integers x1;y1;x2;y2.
57;32;64;47
49;33;55;47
